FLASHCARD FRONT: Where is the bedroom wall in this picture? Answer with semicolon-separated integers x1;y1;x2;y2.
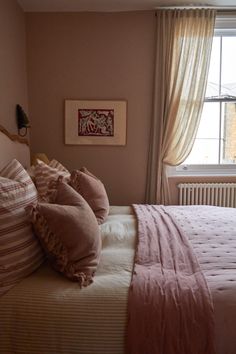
0;0;28;134
26;12;155;205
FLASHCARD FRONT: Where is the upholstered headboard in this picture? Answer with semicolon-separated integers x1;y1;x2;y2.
0;125;30;170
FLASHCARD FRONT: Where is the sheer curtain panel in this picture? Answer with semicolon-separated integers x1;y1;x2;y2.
146;9;216;204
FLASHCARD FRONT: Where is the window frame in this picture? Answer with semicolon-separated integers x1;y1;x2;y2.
172;15;236;176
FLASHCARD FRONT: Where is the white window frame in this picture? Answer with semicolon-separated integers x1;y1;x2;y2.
170;14;236;177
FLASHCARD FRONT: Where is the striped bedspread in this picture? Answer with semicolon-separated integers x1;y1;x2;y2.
1;205;236;354
0;207;135;354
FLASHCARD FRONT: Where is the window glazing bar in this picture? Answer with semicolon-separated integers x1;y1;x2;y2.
205;97;236;102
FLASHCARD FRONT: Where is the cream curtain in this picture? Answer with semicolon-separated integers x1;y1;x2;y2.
146;9;216;204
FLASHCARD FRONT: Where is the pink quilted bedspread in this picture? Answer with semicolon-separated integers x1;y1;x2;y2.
127;204;215;354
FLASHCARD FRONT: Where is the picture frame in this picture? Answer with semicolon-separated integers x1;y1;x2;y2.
65;99;127;145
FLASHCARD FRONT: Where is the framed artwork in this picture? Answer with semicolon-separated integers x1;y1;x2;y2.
65;100;127;145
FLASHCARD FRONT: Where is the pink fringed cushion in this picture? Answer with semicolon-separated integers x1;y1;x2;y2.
27;181;101;286
70;167;109;225
0;159;44;297
34;159;70;201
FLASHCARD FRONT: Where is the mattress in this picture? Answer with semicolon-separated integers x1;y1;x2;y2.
0;205;236;354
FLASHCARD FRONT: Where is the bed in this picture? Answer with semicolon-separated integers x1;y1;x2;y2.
0;125;236;354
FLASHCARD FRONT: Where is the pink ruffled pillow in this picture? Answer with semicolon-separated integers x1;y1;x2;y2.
27;181;101;287
69;167;109;224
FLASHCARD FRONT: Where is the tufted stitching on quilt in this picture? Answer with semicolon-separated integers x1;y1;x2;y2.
167;205;236;292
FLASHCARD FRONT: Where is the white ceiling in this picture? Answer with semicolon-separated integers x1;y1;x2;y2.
17;0;236;13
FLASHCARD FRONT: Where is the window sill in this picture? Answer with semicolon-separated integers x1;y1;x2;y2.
167;165;236;177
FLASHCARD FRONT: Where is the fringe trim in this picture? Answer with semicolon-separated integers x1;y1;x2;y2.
46;175;64;203
70;170;83;195
29;206;93;287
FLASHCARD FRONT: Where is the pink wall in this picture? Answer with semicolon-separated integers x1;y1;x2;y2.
26;12;155;205
2;7;235;206
0;0;28;134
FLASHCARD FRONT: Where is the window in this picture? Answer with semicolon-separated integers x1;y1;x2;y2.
178;18;236;174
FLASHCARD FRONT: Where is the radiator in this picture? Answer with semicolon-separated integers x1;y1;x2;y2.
178;183;236;207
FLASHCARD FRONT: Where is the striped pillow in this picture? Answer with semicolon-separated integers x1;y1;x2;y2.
49;159;69;172
34;159;70;200
0;159;44;297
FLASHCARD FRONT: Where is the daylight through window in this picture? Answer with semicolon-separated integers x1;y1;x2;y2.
184;34;236;166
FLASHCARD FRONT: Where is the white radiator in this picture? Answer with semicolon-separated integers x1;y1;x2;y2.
178;183;236;207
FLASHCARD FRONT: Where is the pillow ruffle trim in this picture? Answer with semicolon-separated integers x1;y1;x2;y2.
28;206;93;288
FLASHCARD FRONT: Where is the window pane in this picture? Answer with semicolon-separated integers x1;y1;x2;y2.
185;139;219;164
197;102;219;139
221;102;236;163
185;102;220;164
205;37;220;97
221;37;236;97
182;34;236;168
